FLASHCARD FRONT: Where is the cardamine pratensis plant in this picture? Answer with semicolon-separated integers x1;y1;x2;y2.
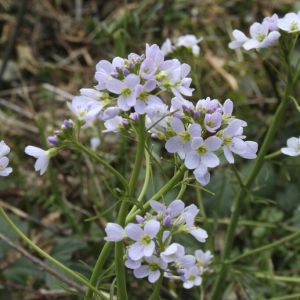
1;9;300;300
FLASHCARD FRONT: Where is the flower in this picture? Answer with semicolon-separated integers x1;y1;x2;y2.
242;22;280;50
161;38;173;55
262;14;279;31
125;220;160;260
228;30;249;49
25;146;56;175
104;223;126;242
195;249;213;269
0;140;10;157
107;74;140;111
165;117;202;159
133;256;167;283
0;156;12;176
160;243;185;263
90;137;101;150
182;266;202;289
176;34;202;56
281;136;300;157
277;12;300;33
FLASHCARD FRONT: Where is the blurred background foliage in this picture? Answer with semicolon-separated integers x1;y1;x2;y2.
0;0;300;299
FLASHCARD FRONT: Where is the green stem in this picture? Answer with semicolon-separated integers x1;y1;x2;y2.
264;150;282;160
148;273;163;300
253;272;300;284
211;66;294;300
115;116;146;300
125;164;186;224
0;208;101;296
75;142;128;189
229;229;300;263
270;293;300;300
175;170;189;199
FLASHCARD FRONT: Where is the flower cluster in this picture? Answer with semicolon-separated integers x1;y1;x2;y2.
24;43;257;186
229;11;300;50
0;141;13;177
161;34;203;56
105;199;212;289
281;136;300;157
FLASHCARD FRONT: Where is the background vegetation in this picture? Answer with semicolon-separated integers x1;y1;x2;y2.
0;0;300;299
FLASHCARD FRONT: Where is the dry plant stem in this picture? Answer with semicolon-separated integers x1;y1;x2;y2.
0;233;85;293
0;208;103;297
211;70;294;299
115;116;146;300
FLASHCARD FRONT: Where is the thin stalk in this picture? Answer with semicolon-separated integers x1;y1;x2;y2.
0;208;101;296
74;142;128;189
269;293;300;300
253;272;300;284
175;170;189;199
211;64;295;299
229;229;300;263
125;164;186;224
264;150;282;160
115;116;146;300
148;273;163;300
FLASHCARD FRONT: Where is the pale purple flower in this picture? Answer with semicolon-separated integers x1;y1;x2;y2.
239;141;258;160
134;80;161;114
281;136;300;157
150;199;185;225
125;256;141;270
195;249;213;268
133;256;167;283
165;117;202;159
262;14;279;31
0;157;12;176
25;146;55;175
277;12;300;33
204;112;222;132
145;102;170;132
0;140;10;157
104;223;125;242
196;97;222;114
222;99;233;118
222;119;248;164
103;116;126;133
243;22;280;50
68;95;102;124
95;57;124;90
90;137;101;150
106;74;140;111
170;97;195;116
160;243;185;263
182;266;202;289
176;34;202;56
185;136;222;170
161;38;173;55
125;220;160;260
228;30;249;49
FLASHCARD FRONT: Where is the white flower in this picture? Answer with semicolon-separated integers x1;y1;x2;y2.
0;140;10;157
182;266;202;289
161;38;173;55
228;30;249;49
243;22;280;50
176;34;202;56
277;12;300;33
104;223;126;241
0;156;12;176
281;136;300;157
90;137;101;150
25;146;56;175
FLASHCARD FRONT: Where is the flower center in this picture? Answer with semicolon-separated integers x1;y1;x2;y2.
290;21;299;32
197;144;207;155
155;71;167;81
121;87;132;97
197;258;203;266
223;135;232;145
206;120;215;128
149;262;159;272
256;33;266;42
138;92;148;102
188;275;196;281
140;234;152;245
179;131;191;142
